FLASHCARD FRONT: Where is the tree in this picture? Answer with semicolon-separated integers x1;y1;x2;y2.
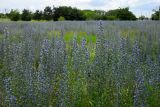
53;6;86;21
70;8;86;20
43;6;53;20
21;9;32;21
82;10;97;20
117;7;136;20
105;7;136;20
151;6;160;20
33;10;43;20
139;15;149;20
8;9;20;21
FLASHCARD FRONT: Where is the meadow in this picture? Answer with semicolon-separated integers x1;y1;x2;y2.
0;21;160;107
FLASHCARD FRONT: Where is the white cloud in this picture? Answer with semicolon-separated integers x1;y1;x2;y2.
0;0;159;17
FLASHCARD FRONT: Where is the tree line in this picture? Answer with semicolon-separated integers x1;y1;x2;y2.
1;6;86;21
0;6;159;21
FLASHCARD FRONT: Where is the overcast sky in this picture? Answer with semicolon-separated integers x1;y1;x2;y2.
0;0;160;17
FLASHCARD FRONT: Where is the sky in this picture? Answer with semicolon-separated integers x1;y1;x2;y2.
0;0;160;17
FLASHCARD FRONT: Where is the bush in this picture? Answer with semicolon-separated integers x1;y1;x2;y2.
53;6;86;21
9;9;20;21
102;15;117;20
58;16;65;21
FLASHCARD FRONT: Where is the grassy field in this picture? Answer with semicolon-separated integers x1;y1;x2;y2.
0;21;160;107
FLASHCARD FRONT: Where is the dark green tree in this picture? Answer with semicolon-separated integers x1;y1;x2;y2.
43;6;53;20
117;7;136;20
33;10;43;20
53;6;86;21
71;7;86;20
21;9;32;21
151;6;160;20
9;9;20;21
105;7;136;20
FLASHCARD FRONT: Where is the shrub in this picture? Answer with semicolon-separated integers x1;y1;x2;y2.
58;16;65;21
9;9;20;21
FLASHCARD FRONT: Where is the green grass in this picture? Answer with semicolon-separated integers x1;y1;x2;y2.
0;18;10;22
64;31;96;43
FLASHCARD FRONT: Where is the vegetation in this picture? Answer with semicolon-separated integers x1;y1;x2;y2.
0;3;159;107
139;15;149;20
53;6;86;21
0;13;7;19
58;16;65;21
21;9;32;21
43;6;53;20
1;6;160;21
32;10;43;21
82;10;97;20
116;7;137;20
151;6;160;20
1;6;140;21
8;9;20;21
0;21;160;106
105;7;136;20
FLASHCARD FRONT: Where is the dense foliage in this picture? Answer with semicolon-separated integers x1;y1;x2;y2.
53;6;86;21
116;7;137;20
0;21;160;107
32;10;43;21
43;6;53;21
2;6;139;21
102;7;137;20
151;7;160;20
58;16;65;21
21;9;32;21
8;9;20;21
2;6;160;21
